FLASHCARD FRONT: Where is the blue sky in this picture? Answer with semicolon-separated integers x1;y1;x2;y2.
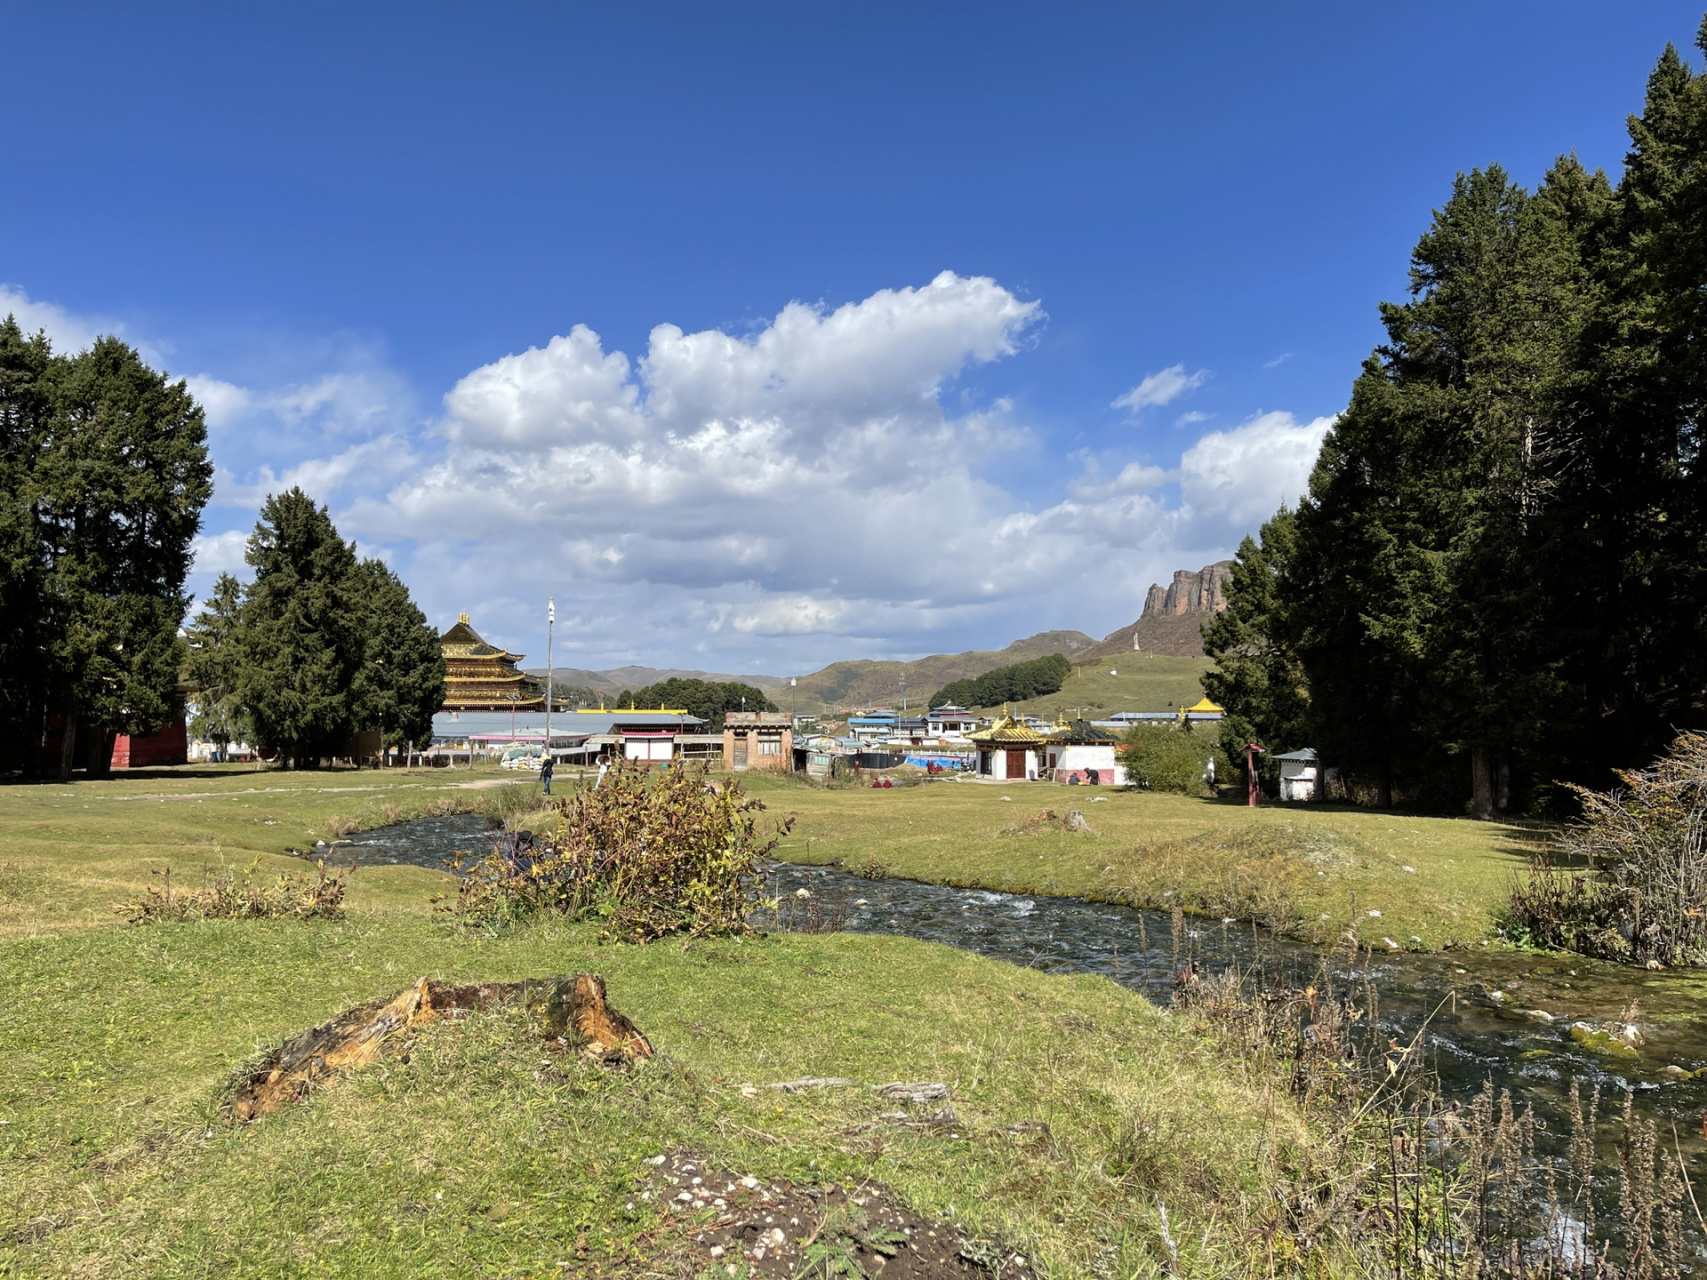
3;2;1699;675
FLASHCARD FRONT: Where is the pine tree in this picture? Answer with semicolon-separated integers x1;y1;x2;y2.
183;572;249;757
234;489;364;768
35;337;212;776
0;318;54;751
1202;508;1310;774
349;558;445;753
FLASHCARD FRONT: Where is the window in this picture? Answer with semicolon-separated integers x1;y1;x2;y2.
757;740;780;756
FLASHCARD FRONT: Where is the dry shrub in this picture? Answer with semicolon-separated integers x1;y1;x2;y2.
115;860;347;924
1180;969;1698;1275
449;758;790;942
1509;730;1707;966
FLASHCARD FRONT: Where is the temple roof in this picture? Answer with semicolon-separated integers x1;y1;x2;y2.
1049;719;1118;742
969;715;1048;745
1185;696;1224;714
440;612;523;661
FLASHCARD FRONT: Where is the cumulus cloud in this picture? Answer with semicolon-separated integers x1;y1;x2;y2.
1179;410;1333;530
8;276;1335;668
0;283;113;353
190;529;249;578
1112;363;1208;413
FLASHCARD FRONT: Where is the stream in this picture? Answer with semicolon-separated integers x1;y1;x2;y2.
340;815;1707;1155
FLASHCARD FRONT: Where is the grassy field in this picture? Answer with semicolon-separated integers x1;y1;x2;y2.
751;773;1545;951
1;766;1375;1278
1000;655;1212;720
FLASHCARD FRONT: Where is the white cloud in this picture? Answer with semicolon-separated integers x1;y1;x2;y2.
8;277;1336;670
184;376;253;428
1112;363;1208;413
1263;352;1294;369
0;283;112;353
1174;410;1208;427
1179;410;1333;529
731;596;851;634
217;434;419;507
190;529;249;578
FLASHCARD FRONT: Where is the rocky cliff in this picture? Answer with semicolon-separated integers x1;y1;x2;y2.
1079;561;1234;660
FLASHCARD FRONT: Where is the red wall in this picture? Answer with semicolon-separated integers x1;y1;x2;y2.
111;719;188;768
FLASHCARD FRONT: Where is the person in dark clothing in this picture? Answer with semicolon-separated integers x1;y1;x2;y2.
540;753;555;795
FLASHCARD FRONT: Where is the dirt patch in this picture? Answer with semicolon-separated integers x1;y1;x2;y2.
642;1153;1035;1279
229;973;651;1120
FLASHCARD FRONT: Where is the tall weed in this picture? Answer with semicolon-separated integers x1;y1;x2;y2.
1509;730;1707;966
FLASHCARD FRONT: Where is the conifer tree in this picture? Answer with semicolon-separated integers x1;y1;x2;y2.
0;318;54;748
1202;508;1310;772
233;488;364;768
349;557;446;754
35;337;212;776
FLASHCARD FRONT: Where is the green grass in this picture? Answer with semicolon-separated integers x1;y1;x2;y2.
752;773;1546;950
0;766;1371;1278
0;763;526;935
999;654;1212;719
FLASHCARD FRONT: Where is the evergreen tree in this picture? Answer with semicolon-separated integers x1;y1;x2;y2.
34;337;212;776
1202;508;1311;772
620;677;776;732
183;572;249;757
234;488;364;768
349;557;446;752
0;318;54;750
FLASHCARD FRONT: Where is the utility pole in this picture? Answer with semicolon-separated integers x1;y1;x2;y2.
900;672;906;712
546;595;555;764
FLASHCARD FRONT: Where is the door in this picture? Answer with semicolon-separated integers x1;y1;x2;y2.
733;735;748;770
1005;748;1027;779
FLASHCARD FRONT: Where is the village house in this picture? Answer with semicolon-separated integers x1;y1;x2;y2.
925;704;976;739
724;710;792;772
846;709;897;743
1045;719;1127;786
968;715;1047;781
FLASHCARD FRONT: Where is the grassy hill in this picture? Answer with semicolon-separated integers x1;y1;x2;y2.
990;653;1213;719
789;629;1097;711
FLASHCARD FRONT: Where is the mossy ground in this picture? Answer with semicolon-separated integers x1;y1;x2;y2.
2;766;1368;1278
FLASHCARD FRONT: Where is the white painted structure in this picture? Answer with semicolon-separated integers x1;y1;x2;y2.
1274;748;1319;801
1045;741;1128;786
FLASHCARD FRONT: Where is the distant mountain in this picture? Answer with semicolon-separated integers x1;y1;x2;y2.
786;630;1097;711
523;666;791;695
1075;561;1233;660
526;589;1238;714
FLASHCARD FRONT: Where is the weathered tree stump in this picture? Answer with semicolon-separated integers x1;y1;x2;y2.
229;973;652;1120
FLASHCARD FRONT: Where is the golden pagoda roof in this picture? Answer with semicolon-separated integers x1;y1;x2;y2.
968;715;1048;745
1184;696;1224;714
440;613;524;662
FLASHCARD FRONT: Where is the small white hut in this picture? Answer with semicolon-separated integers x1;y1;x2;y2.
1273;748;1319;801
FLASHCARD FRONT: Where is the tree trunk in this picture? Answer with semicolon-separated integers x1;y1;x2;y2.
57;715;78;782
1376;757;1393;809
88;727;114;779
1471;747;1495;820
1496;753;1511;813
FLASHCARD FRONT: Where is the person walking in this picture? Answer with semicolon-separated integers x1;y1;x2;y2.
540;752;555;796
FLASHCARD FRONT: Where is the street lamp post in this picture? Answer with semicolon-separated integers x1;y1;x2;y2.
546;595;555;767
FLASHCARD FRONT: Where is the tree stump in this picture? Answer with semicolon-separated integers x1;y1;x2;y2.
229;973;651;1120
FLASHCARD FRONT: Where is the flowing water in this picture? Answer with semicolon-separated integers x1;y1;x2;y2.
343;816;1707;1150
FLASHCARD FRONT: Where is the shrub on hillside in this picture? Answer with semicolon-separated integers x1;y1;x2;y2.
1119;725;1227;795
450;759;790;941
1507;730;1707;966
